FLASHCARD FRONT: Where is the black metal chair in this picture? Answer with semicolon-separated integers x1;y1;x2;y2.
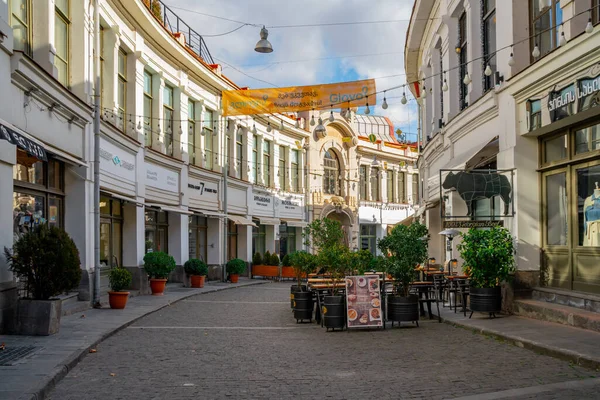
456;279;470;316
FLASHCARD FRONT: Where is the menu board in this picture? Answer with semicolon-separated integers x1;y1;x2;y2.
345;276;383;328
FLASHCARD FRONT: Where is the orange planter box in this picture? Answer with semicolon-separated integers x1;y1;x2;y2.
252;265;279;278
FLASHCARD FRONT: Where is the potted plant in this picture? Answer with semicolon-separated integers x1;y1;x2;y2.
4;224;81;335
108;267;132;309
378;222;428;326
143;251;176;295
252;252;263;266
305;218;348;331
226;258;245;283
184;259;208;288
457;226;515;318
269;252;280;266
281;253;291;268
289;251;317;321
281;253;294;279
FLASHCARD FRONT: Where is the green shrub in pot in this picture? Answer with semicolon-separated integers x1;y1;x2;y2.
252;252;263;266
184;259;208;276
143;251;176;279
109;267;132;292
269;253;280;266
226;258;246;275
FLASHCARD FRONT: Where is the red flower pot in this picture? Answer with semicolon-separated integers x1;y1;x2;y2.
230;274;239;283
190;275;205;288
108;291;130;309
150;278;167;295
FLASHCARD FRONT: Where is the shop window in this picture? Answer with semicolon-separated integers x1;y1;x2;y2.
203;109;214;170
370;167;380;201
386;170;395;202
279;224;296;257
235;130;243;179
323;150;340;195
227;220;238;260
252;222;266;256
263;140;271;187
100;195;123;268
482;0;496;92
458;12;468;110
575;123;600;155
13;150;64;241
398;171;406;203
360;224;377;255
528;100;542;131
251;135;258;183
145;209;168;253
117;49;127;132
188;100;196;165
291;149;299;192
530;0;562;60
143;70;153;146
577;164;600;246
543;133;568;164
10;0;31;55
54;0;70;86
545;172;568;246
163;85;174;156
279;145;286;191
189;216;207;262
359;165;367;201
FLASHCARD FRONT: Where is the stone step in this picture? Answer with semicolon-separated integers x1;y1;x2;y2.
532;287;600;313
514;299;600;333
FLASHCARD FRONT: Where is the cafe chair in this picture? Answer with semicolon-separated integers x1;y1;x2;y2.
456;279;470;316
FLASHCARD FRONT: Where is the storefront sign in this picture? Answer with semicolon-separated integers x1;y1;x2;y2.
345;276;383;329
145;163;179;193
188;177;218;200
99;138;135;182
0;123;47;161
548;74;600;111
253;191;272;208
443;220;504;229
222;79;376;116
280;197;300;211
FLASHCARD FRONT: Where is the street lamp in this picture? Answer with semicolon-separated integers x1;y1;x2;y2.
254;26;273;53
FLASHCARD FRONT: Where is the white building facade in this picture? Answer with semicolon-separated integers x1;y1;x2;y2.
406;0;600;296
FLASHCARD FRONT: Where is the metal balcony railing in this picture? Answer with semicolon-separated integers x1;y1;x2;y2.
143;0;215;65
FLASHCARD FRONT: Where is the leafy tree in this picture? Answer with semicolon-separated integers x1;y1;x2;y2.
143;252;176;279
289;251;317;291
378;223;428;297
457;227;516;288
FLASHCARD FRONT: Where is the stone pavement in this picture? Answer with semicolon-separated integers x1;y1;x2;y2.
0;279;267;400
46;282;600;400
435;303;600;370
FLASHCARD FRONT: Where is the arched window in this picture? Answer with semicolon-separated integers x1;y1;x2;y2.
323;150;340;195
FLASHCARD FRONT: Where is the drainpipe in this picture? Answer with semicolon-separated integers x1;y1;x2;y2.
93;0;101;307
222;121;228;282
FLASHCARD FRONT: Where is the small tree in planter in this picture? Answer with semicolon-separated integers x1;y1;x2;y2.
289;251;317;321
108;267;132;309
252;252;263;266
378;222;428;326
184;259;208;288
143;252;176;296
226;258;245;283
457;227;516;318
269;253;280;266
4;224;81;335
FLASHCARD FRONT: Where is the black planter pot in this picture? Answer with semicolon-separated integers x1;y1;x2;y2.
323;295;346;331
290;285;307;310
469;286;502;317
387;294;419;326
293;291;313;323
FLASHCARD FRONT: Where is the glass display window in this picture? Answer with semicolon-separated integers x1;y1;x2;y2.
100;195;123;268
189;215;207;262
145;209;168;253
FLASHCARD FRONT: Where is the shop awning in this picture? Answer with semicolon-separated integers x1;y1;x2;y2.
259;217;281;226
395;214;415;227
228;215;257;227
282;219;308;228
443;136;499;171
0;119;47;161
145;203;193;215
190;208;225;218
415;199;440;218
102;190;144;207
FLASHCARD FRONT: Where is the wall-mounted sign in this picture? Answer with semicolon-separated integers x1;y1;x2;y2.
188;177;218;201
253;191;272;208
100;138;136;182
440;170;514;218
444;220;504;229
0;123;47;161
280;197;300;210
145;163;179;193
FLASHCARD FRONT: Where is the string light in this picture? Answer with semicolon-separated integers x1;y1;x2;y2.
532;43;541;58
586;17;594;34
364;96;370;114
484;64;493;76
329;105;335;122
421;83;427;99
266;121;272;132
508;49;515;67
401;91;408;105
382;91;388;109
463;72;471;85
442;74;448;92
310;113;316;126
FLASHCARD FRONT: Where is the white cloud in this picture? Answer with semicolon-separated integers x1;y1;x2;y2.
168;0;418;136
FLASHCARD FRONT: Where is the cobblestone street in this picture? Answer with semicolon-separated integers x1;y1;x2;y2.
48;283;600;400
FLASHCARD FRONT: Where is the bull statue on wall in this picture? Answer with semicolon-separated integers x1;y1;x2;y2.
442;171;511;216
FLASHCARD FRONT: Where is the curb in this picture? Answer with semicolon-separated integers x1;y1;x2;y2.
23;280;270;400
439;315;600;371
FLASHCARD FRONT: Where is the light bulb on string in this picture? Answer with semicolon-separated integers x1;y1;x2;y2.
559;25;567;47
532;44;541;58
484;65;493;76
280;120;284;131
382;91;388;110
401;92;408;105
586;17;594;34
365;103;370;115
252;122;257;134
266;122;272;133
329;110;334;122
442;78;448;92
508;51;516;67
463;72;471;85
310;114;316;126
421;84;427;98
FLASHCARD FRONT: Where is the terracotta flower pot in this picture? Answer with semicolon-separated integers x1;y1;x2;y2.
108;291;130;309
150;278;167;295
230;274;239;283
190;275;205;288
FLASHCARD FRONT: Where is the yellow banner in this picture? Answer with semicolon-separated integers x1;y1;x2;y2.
222;79;376;116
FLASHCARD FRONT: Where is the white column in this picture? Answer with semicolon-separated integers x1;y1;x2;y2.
174;87;186;162
123;203;144;267
151;73;165;153
239;225;252;263
206;217;222;265
167;213;187;265
466;0;483;104
0;145;15;283
265;225;276;253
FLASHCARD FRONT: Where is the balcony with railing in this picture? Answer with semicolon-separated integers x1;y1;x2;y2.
142;0;214;65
